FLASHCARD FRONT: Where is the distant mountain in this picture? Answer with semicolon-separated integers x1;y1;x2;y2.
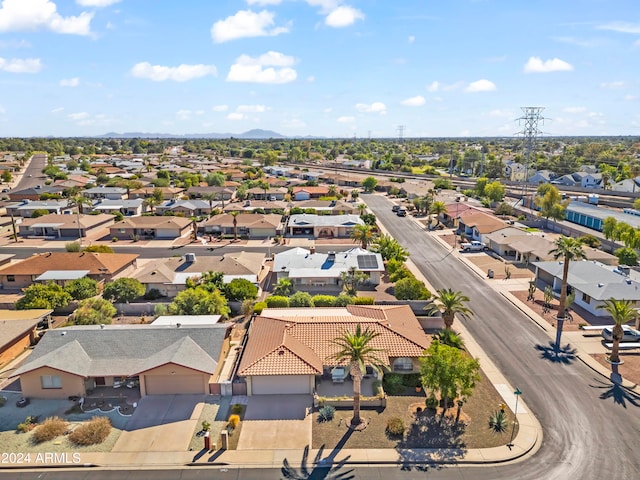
99;129;285;139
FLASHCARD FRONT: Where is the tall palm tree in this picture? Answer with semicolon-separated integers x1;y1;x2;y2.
549;236;586;348
331;324;387;426
143;197;160;214
230;211;240;241
425;288;473;330
597;299;637;364
201;192;218;213
351;223;375;249
328;184;338;197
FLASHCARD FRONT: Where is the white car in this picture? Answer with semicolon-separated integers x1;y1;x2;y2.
601;325;640;342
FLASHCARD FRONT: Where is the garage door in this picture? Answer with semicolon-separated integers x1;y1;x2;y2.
251;375;311;395
144;375;204;395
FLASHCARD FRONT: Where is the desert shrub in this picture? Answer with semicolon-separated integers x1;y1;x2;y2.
228;414;240;430
69;417;111;445
334;294;355;306
318;405;336;422
352;296;374;305
33;417;67;444
312;295;337;307
65;241;81;252
389;266;413;283
111;237;119;242
385;258;404;275
433;329;465;349
253;301;267;314
382;373;405;395
288;291;313;307
17;416;39;433
489;410;508;433
266;295;289;308
386;417;405;437
201;420;211;431
231;404;244;415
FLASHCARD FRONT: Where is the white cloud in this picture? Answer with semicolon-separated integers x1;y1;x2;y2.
211;9;289;43
76;0;120;7
0;0;93;36
600;81;625;89
237;104;267;113
523;56;573;73
212;105;228;112
401;95;425;107
60;77;80;87
596;22;640;34
464;79;496;92
563;106;587;113
246;0;282;5
426;80;464;92
176;109;204;121
426;81;439;92
281;117;306;129
227;112;246;121
51;107;64;114
552;36;604;48
323;107;333;113
0;57;41;73
306;75;315;83
337;116;355;123
355;102;386;114
408;35;415;44
130;62;217;82
0;38;30;48
68;111;89;121
325;6;364;28
305;0;340;13
227;51;297;84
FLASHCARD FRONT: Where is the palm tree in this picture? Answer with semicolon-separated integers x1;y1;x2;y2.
549;236;586;348
357;203;367;215
273;278;293;296
430;201;447;227
425;288;473;330
351;224;375;249
331;324;387;426
597;299;637;364
68;195;93;243
230;211;240;241
201;192;218;213
143;197;160;214
328;184;338;197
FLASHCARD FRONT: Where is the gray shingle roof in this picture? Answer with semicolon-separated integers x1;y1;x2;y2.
14;324;229;377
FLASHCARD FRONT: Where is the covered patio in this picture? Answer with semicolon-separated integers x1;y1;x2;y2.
315;375;379;399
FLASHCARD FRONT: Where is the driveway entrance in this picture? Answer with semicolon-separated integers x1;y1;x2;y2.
112;394;205;452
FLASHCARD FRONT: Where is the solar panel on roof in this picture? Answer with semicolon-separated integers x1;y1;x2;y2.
357;255;379;270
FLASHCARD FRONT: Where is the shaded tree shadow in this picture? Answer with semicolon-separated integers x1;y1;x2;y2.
281;442;354;480
534;341;577;364
589;377;640;409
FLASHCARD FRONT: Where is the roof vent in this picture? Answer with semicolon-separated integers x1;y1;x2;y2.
278;349;285;355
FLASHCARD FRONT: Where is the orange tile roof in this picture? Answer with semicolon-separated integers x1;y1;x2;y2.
292;186;330;194
0;252;138;276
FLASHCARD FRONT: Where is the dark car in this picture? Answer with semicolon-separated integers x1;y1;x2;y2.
16;397;30;408
391;205;400;212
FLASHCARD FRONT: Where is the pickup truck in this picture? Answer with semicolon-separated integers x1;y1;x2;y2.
460;241;487;252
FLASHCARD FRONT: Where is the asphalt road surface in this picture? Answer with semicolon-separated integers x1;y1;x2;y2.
9;153;48;192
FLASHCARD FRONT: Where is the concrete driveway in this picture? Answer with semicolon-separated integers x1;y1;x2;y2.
238;395;312;450
112;394;205;452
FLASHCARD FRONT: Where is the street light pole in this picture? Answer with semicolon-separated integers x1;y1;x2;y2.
507;387;522;449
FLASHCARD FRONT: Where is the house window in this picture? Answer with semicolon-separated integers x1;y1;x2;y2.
393;358;413;372
581;293;591;304
7;275;15;282
41;375;62;389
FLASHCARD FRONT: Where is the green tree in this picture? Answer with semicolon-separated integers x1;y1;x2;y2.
614;247;638;266
289;291;314;307
484;181;506;202
394;277;431;300
1;170;12;183
65;277;99;300
340;266;368;296
474;177;488;197
362;176;378;192
429;201;447;227
30;209;50;218
495;202;514;217
425;288;473;330
16;283;72;310
602;216;618;253
186;271;225;292
205;172;226;187
578;234;600;249
169;287;230;317
331;324;387;426
597;299;638;364
534;185;568;223
351;224;375;249
103;278;145;303
273;278;294;296
71;297;116;325
549;236;586;347
420;340;480;420
371;234;409;262
225;278;258;301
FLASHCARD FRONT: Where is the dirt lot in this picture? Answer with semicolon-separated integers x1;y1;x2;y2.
592;354;640;385
511;290;586;332
465;255;533;280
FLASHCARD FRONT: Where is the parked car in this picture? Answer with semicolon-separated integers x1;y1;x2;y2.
460;241;487;252
391;205;400;212
601;325;640;342
16;397;30;408
396;208;407;217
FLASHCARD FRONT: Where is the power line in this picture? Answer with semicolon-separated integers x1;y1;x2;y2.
396;125;406;143
515;107;545;200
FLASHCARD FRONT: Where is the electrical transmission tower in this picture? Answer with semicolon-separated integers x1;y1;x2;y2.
396;125;406;143
516;107;545;200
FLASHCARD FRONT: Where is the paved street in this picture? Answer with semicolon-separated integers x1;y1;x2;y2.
8;153;47;192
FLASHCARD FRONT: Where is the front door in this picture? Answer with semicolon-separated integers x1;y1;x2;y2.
94;377;106;386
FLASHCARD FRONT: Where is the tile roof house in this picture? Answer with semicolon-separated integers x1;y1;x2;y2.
224;199;289;214
0;252;138;290
295;200;361;215
187;186;235;201
133;251;268;298
129;186;185;200
292;186;330;201
155;199;215;217
200;213;283;239
287;214;364;238
534;260;640;317
247;187;288;201
273;247;384;288
0;309;52;367
13;324;231;399
18;213;115;239
238;305;431;395
109;216;193;240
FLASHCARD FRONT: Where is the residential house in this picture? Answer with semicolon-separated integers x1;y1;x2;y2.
0;252;138;290
109;216;193;240
528;170;555;184
457;209;508;242
91;199;144;216
573;171;603;189
129;186;185;200
504;161;527;181
295;200;361;215
133;251;268;298
200;213;282;239
7;186;66;202
288;214;364;238
224;200;288;214
0;309;52;367
13;324;231;399
247;187;288;201
273;247;384;288
238;305;431;395
533;260;640;317
18;213;115;239
155;199;214;217
552;174;579;187
83;187;127;200
187;186;235;201
6;200;71;218
292;186;330;201
611;177;640;193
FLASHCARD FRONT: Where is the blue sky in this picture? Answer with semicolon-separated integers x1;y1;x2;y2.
0;0;638;137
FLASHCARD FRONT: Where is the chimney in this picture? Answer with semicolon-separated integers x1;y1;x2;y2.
310;246;316;254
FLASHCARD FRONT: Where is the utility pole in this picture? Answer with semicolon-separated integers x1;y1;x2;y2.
10;210;18;243
449;146;454;180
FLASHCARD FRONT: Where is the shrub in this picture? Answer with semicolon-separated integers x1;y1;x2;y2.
111;237;119;242
253;301;267;314
143;289;163;300
266;295;289;308
394;277;431;300
33;417;67;444
352;296;374;305
433;329;465;349
489;410;508;433
383;373;405;395
228;414;240;430
372;379;384;397
386;417;405;437
426;395;439;410
69;417;112;445
334;294;355;306
389;266;413;283
83;245;114;253
401;373;421;388
231;404;244;415
17;416;38;433
318;405;336;422
201;420;211;432
288;291;313;307
225;278;258;301
65;241;81;252
312;295;337;307
386;258;404;275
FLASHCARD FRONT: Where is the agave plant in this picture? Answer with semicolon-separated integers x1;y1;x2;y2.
488;410;508;433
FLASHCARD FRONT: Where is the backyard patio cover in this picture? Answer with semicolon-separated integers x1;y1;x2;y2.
35;270;91;281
